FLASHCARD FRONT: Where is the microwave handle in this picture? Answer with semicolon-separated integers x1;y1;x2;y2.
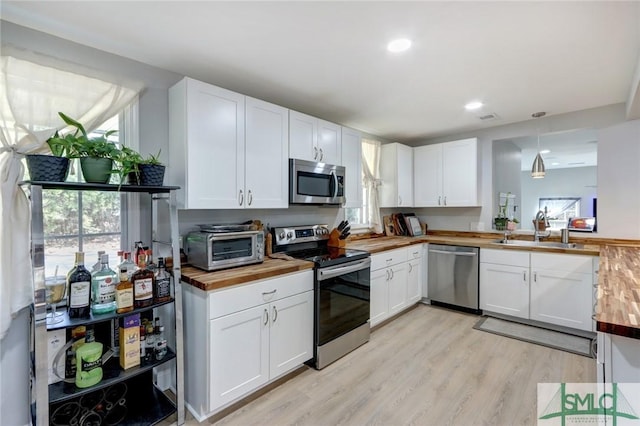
330;170;338;198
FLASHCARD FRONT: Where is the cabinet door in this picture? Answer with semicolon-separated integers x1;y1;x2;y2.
480;263;529;319
209;305;269;410
245;97;289;209
370;268;389;327
388;264;408;317
185;79;245;209
341;127;362;208
413;144;443;207
396;144;413;207
317;119;342;165
530;269;592;331
269;291;314;378
289;110;317;161
442;138;477;206
407;258;422;305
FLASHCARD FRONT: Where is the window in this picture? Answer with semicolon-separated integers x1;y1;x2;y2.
345;138;382;233
538;197;581;230
42;113;130;276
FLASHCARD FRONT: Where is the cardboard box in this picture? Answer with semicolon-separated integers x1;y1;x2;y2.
119;313;140;370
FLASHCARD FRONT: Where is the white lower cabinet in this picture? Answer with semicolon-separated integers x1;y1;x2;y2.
479;249;596;332
370;246;423;327
182;270;313;421
480;249;530;319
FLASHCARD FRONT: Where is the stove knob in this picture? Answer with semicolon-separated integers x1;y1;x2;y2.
315;229;322;236
278;231;285;240
322;228;329;235
287;232;293;239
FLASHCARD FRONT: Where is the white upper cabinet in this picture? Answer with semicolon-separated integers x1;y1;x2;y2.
245;97;289;209
341;127;362;208
380;143;413;207
414;138;479;207
289;110;342;165
169;78;288;209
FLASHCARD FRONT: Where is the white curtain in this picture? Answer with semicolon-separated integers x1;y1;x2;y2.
362;138;383;233
0;54;142;340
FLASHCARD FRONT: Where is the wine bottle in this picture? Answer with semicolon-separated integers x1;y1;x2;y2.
67;252;92;318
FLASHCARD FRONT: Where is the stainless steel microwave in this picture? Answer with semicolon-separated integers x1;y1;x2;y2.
185;229;264;271
289;158;345;205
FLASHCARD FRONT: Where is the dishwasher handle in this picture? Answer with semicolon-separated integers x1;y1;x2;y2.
428;249;477;257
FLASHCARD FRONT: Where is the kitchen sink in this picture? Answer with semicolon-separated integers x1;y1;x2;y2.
492;239;584;249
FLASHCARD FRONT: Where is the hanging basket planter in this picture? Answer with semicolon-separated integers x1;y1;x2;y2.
26;155;70;182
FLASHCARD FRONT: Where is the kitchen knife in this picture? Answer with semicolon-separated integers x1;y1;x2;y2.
339;232;350;240
341;225;351;236
337;220;348;231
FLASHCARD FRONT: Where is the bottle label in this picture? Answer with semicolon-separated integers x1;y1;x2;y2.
116;288;134;309
156;277;171;299
134;278;153;300
97;277;116;303
69;281;90;308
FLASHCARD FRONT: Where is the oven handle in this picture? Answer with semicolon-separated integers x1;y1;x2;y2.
317;258;371;281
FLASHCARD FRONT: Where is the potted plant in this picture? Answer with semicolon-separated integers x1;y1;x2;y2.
58;112;120;184
138;150;165;186
25;132;73;182
114;146;144;185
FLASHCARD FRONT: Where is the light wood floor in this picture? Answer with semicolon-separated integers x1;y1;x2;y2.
178;304;595;426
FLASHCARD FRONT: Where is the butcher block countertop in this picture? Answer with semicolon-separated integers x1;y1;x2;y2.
596;246;640;339
345;234;601;256
181;257;314;291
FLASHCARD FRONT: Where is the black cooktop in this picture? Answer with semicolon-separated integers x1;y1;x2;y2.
287;246;370;267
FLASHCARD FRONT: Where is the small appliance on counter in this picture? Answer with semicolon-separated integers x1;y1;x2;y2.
567;217;596;232
185;223;264;271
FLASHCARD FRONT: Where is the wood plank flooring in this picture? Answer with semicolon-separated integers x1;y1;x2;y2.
177;304;595;426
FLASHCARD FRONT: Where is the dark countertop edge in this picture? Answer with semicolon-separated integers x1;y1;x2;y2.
597;320;640;340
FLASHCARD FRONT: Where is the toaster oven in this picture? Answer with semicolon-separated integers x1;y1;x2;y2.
185;228;264;271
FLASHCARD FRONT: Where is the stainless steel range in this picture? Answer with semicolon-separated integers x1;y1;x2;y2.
272;224;371;369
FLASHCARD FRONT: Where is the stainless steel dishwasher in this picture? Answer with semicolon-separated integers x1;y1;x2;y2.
428;244;480;313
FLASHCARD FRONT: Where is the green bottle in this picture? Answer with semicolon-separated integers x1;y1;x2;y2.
91;254;117;314
75;341;103;388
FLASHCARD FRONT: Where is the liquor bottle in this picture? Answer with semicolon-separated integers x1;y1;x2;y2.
91;254;117;314
145;323;155;364
67;252;92;319
155;325;167;361
132;252;154;308
119;251;137;279
145;248;157;276
134;241;145;264
91;250;106;273
115;267;134;314
154;257;171;303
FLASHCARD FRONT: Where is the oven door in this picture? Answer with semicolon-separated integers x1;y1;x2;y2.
209;231;260;269
315;257;371;346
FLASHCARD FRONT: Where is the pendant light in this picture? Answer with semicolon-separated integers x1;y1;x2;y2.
531;112;546;179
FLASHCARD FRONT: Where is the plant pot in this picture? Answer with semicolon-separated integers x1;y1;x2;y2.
80;157;113;184
26;155;70;182
126;170;142;185
139;164;165;186
494;217;508;231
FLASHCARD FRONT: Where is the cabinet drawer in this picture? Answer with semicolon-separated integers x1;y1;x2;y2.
481;248;529;268
407;245;423;260
371;248;408;270
531;253;594;274
209;270;313;319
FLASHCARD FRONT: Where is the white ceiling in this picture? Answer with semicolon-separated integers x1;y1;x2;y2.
1;1;639;142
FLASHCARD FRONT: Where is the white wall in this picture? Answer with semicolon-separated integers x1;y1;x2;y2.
520;166;597;230
597;120;640;238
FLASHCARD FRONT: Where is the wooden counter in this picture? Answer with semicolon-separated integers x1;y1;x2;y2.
596;246;640;339
181;257;314;291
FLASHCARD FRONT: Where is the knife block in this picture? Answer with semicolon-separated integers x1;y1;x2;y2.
328;229;346;248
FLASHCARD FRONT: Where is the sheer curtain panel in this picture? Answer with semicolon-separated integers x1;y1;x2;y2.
0;54;142;340
362;138;383;233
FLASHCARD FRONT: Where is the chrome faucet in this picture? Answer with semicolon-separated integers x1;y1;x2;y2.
534;210;550;242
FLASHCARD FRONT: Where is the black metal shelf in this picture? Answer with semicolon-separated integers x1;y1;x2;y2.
49;348;176;404
19;180;179;193
46;298;175;331
48;371;176;425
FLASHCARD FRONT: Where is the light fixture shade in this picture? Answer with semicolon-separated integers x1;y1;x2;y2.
531;152;546;178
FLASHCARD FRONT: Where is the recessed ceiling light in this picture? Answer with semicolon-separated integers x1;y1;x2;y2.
464;101;483;111
540;149;551;154
387;38;412;53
